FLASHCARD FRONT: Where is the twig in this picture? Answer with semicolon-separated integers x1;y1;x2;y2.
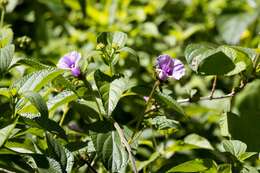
113;121;137;173
210;76;217;99
177;91;235;104
80;156;98;173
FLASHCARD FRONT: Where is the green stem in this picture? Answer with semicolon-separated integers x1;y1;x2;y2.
144;80;160;112
114;121;137;173
0;7;5;28
59;105;69;126
109;63;113;76
130;80;160;143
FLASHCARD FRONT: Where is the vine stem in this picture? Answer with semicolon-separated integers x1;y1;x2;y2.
113;121;137;173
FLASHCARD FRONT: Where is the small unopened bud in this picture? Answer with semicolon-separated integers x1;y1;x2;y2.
96;43;105;50
16;36;31;48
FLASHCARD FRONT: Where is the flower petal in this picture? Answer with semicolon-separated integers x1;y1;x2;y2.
71;67;81;77
171;59;185;80
57;55;72;69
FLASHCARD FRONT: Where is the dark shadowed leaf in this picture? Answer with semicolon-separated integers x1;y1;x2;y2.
91;130;128;172
0;44;15;74
94;70;129;116
46;133;74;173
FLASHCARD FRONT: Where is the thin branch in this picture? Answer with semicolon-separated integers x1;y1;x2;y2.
80;156;98;173
210;76;217;99
177;91;235;104
113;121;137;173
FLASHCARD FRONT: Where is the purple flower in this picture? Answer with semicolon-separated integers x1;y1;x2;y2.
57;51;81;77
156;55;185;81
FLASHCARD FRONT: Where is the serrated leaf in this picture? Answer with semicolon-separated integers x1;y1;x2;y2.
222;140;247;158
0;27;13;47
146;116;180;130
0;123;16;147
11;58;50;70
167;159;216;172
97;31;127;48
241;165;259;173
22;91;48;119
19;115;66;139
154;92;185;116
12;68;64;93
239;152;257;161
33;155;63;173
91;130;128;172
94;70;129;116
217;164;232;173
0;44;15;74
217;12;257;44
46;133;74;173
47;90;77;112
185;43;253;76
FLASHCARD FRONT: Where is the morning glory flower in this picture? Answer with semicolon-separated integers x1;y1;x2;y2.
57;51;81;77
156;55;185;81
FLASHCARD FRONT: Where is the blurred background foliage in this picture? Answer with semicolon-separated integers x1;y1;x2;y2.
1;0;260;172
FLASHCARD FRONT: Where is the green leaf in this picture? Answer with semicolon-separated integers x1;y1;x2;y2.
217;164;232;173
146;116;180;130
0;27;13;47
97;31;127;48
184;134;214;150
0;155;34;173
52;75;77;93
91;130;128;172
167;159;216;172
217;12;258;44
137;152;160;171
37;157;63;173
94;70;129;116
11;58;50;70
12;68;64;93
19;115;66;139
238;152;257;161
47;90;77;112
185;43;253;76
22;91;49;119
222;140;247;158
0;88;12;98
0;44;15;74
241;165;259;173
228;79;260;151
0;123;16;147
46;133;74;173
154;91;185;116
119;47;139;63
31;155;63;173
